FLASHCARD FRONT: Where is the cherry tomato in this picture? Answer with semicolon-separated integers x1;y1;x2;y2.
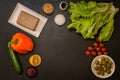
99;43;104;48
96;47;101;51
88;46;93;51
97;51;102;55
93;42;99;47
101;48;107;52
96;38;101;43
91;51;97;56
86;50;91;56
104;51;109;55
86;38;109;57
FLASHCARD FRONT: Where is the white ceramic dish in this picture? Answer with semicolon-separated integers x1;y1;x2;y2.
8;3;48;37
91;55;115;79
59;1;68;11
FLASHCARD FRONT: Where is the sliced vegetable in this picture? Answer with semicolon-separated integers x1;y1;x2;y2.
26;67;37;78
29;54;41;67
8;42;22;74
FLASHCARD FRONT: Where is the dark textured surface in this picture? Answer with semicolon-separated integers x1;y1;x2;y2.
0;0;120;80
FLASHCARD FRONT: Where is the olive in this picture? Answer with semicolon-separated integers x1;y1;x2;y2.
101;60;106;65
106;63;111;67
101;57;105;61
95;60;99;65
105;57;109;62
100;71;105;75
26;67;37;78
106;70;111;74
94;66;99;70
103;67;107;72
108;61;113;65
98;62;102;65
106;66;111;70
93;56;114;76
96;65;101;69
96;70;101;75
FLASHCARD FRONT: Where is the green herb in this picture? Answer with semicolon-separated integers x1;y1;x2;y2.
67;1;119;41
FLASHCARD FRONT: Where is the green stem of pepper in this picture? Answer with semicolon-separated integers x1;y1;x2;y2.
12;39;18;44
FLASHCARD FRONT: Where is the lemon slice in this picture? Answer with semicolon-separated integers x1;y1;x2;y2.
29;54;41;67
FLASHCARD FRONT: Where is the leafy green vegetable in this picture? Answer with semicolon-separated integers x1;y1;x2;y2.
67;1;119;41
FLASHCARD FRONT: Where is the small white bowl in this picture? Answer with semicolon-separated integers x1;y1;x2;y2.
91;55;115;79
54;14;66;26
59;1;68;11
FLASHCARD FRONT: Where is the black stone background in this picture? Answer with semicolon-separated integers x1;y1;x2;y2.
0;0;120;80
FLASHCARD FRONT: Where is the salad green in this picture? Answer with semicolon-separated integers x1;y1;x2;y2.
67;1;119;41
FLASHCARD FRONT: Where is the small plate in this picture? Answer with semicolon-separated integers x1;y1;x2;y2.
8;3;48;37
91;55;115;79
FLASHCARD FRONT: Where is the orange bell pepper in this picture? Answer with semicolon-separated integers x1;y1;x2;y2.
11;32;34;54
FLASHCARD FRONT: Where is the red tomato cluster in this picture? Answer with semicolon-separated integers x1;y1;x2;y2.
86;38;109;56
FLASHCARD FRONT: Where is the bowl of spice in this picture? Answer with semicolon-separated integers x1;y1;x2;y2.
59;1;68;11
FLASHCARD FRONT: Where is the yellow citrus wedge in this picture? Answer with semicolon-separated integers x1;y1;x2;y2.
29;54;41;67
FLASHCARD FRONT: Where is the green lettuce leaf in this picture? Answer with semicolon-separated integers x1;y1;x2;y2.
67;1;119;41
